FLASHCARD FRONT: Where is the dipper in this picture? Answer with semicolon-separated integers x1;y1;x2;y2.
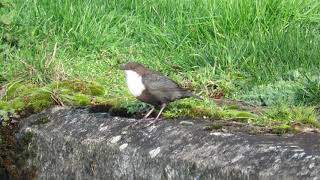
120;61;197;120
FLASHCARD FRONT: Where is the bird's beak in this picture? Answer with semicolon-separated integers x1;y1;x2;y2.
119;64;126;70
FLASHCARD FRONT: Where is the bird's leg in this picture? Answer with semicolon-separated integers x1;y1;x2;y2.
143;106;155;119
144;104;167;126
155;103;166;120
129;105;165;128
129;106;154;127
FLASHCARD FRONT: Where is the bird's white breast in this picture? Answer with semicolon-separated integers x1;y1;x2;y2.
124;70;145;97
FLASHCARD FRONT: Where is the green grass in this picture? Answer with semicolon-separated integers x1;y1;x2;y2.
2;0;320;85
1;0;320;131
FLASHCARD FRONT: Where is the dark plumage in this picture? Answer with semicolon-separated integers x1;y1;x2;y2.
120;61;197;119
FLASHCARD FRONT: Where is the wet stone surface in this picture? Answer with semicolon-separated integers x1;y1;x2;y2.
18;106;320;180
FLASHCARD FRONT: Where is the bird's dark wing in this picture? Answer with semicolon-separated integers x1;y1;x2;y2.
142;72;181;91
142;72;193;103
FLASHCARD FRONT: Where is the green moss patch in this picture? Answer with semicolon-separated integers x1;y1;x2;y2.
163;98;258;124
89;94;319;133
49;80;105;96
163;99;220;119
271;124;295;134
3;82;37;100
1;80;319;134
262;105;319;128
0;80;109;125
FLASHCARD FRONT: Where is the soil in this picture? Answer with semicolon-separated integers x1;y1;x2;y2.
0;108;37;180
0;126;36;180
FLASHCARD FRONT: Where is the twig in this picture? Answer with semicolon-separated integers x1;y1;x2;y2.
51;93;65;106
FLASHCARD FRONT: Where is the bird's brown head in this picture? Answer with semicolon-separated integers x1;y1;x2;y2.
119;61;148;75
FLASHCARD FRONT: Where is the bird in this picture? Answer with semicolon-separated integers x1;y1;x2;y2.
120;61;198;121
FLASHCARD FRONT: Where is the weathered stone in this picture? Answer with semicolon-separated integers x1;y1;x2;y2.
18;106;320;180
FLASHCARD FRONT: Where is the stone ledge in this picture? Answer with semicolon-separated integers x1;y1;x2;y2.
18;106;320;180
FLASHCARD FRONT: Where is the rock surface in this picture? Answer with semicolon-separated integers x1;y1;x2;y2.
18;106;320;180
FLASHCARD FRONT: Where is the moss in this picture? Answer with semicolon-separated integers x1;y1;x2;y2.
72;93;91;106
5;81;99;112
0;101;10;111
49;80;82;91
162;98;258;122
1;98;24;114
0;80;112;179
271;124;294;134
87;82;105;96
120;101;147;114
88;96;144;116
4;82;37;100
0;110;10;123
94;96;112;104
264;104;319;127
1;79;320;134
65;80;87;93
230;111;256;118
26;89;53;112
291;106;319;127
47;80;107;106
0;80;104;112
187;104;222;119
9;98;25;111
49;80;105;96
163;98;218;119
225;104;241;110
222;109;258;122
1;82;53;113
